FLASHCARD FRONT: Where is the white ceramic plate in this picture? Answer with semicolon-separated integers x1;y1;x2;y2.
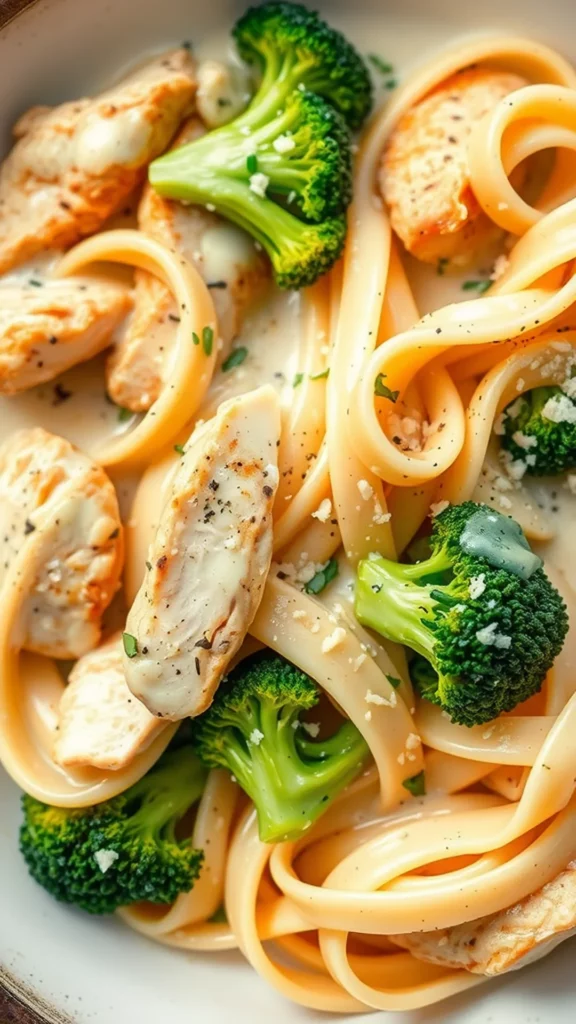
1;0;575;1019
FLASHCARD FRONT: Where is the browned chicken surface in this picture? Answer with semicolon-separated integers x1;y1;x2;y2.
393;862;576;974
54;632;165;770
0;428;123;658
106;118;268;413
0;50;196;274
380;69;526;265
0;276;131;394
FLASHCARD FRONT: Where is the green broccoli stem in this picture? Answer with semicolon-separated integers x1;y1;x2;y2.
150;158;312;256
222;701;368;842
355;553;455;663
125;749;207;842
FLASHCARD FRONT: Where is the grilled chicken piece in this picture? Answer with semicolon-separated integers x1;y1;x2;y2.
0;50;196;274
393;863;576;975
124;385;281;719
0;277;131;394
54;632;164;770
106;117;268;413
0;428;123;658
380;69;526;265
195;59;250;128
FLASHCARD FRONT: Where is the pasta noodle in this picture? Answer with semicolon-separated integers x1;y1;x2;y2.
4;21;576;1017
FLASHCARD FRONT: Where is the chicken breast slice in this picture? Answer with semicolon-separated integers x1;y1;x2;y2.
0;428;123;658
0;277;131;394
54;632;165;770
392;863;576;975
0;50;196;274
124;385;281;719
380;69;526;265
106;117;268;412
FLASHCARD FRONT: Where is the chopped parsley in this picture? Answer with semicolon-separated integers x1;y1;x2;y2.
222;346;248;371
374;373;399;402
246;153;258;174
202;325;214;356
462;279;491;294
402;771;426;797
117;406;132;422
174;444;185;456
386;674;401;689
310;368;330;380
122;632;138;658
367;54;394;75
304;557;339;595
293;372;304;388
192;331;201;346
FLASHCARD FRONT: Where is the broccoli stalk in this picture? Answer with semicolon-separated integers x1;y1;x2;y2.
191;652;369;842
20;746;207;914
149;2;372;288
501;386;576;475
355;502;568;727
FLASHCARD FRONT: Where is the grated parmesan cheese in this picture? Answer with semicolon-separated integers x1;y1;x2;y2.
321;627;347;653
273;134;295;153
357;479;374;501
311;498;332;523
511;431;537;449
542;394;576;424
249;728;265;746
469;574;486;599
301;722;320;738
476;622;512;649
249;172;270;197
94;850;119;874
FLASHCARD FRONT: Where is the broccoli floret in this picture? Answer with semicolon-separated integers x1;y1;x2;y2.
355;502;568;727
191;652;369;842
501;386;576;475
233;2;372;130
20;746;207;914
149;2;372;288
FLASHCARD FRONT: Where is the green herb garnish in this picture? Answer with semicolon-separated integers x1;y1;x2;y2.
202;326;214;356
222;346;248;372
117;407;132;422
293;372;304;388
374;373;399;402
192;331;201;346
174;444;185;455
402;771;426;797
367;54;394;75
462;279;491;294
122;632;138;658
310;368;330;380
246;153;258;174
304;557;339;595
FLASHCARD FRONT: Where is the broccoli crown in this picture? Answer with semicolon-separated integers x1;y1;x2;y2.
191;651;369;842
355;501;568;727
148;2;368;290
149;86;350;290
20;747;207;914
501;386;576;476
234;2;373;130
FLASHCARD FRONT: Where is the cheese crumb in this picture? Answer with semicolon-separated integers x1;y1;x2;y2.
364;710;373;721
516;377;525;392
273;134;295;153
498;495;513;509
249;728;265;746
353;653;367;672
301;721;320;738
476;622;512;649
405;733;420;750
561;377;576;400
512;431;537;449
430;500;449;518
469;574;486;599
249;172;270;197
94;850;119;874
321;627;347;653
357;479;374;501
397;752;406;765
312;498;332;522
373;501;391;524
541;394;576;424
